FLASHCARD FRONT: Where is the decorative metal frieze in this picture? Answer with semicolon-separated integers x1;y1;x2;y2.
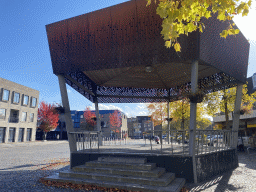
63;70;239;103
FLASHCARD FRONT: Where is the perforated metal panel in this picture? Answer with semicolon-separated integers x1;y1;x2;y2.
65;71;239;103
46;0;249;103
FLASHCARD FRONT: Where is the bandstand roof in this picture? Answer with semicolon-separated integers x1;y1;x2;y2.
46;0;250;103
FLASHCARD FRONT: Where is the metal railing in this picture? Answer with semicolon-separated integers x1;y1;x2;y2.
72;131;99;151
194;130;233;155
69;129;234;156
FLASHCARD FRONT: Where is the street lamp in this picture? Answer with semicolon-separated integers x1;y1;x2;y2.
165;118;173;144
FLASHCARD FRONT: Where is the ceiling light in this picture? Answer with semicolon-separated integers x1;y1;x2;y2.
145;65;153;73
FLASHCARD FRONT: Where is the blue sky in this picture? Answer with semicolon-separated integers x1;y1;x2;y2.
0;0;256;118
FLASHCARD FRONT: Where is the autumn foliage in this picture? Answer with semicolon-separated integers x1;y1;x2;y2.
37;101;59;134
83;107;96;127
147;103;167;126
147;0;252;51
109;110;122;133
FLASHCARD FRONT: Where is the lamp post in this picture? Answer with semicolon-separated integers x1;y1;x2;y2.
165;117;173;144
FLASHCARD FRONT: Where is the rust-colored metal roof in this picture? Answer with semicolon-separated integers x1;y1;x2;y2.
46;0;250;103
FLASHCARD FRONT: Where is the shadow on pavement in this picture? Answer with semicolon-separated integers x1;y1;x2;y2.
237;150;256;171
185;170;244;192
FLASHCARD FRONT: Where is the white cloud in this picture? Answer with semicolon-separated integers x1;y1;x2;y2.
74;103;151;118
138;111;148;116
98;104;123;112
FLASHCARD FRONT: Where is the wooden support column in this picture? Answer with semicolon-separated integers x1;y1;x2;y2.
57;74;77;153
232;84;243;148
94;98;102;145
189;60;198;183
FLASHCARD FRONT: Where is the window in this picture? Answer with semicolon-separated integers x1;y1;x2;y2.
74;122;80;128
23;95;29;105
0;127;5;143
13;92;20;103
2;89;10;101
30;113;34;122
9;128;15;142
27;128;32;141
80;115;83;118
18;128;24;142
21;112;27;122
0;109;6;120
31;97;37;107
101;121;107;127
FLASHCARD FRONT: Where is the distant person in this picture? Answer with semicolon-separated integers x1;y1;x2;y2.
155;136;160;144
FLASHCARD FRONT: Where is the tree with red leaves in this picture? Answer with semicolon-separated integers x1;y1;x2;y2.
82;107;96;131
109;110;122;138
37;101;59;140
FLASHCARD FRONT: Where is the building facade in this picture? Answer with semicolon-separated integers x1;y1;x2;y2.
57;110;128;139
127;116;153;138
127;117;140;138
0;78;39;143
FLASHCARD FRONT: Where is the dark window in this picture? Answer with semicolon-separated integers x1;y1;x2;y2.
8;128;15;142
74;122;80;128
0;109;6;120
18;128;24;142
0;127;5;143
23;95;29;105
13;92;20;103
2;89;10;101
27;128;32;141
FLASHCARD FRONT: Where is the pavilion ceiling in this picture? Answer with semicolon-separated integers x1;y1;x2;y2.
83;62;221;89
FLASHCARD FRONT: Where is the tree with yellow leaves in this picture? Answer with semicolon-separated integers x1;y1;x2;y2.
147;99;211;132
203;83;256;129
169;99;211;130
146;0;252;51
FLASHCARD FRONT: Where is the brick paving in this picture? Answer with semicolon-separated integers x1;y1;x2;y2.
0;140;256;191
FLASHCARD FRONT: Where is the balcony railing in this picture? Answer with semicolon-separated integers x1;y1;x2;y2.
69;129;234;156
9;117;19;123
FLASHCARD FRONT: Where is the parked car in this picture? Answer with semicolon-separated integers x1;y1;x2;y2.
177;135;189;144
207;135;223;146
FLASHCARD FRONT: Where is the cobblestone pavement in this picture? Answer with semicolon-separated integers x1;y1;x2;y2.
0;141;73;192
1;141;256;191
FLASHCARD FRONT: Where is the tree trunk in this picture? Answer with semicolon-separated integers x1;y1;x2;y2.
223;91;229;130
181;101;185;144
43;132;47;140
245;121;248;136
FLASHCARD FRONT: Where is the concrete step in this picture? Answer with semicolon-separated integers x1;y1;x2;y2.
73;165;166;178
45;173;185;192
59;170;175;187
98;156;147;164
86;160;156;171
